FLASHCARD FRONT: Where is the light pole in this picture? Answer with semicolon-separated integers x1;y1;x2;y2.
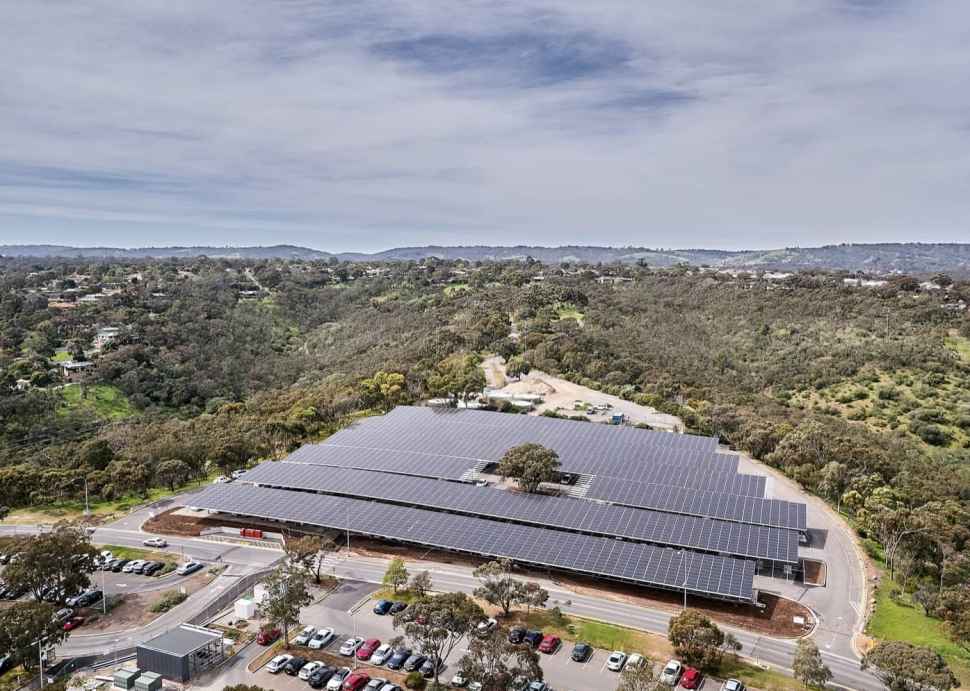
38;639;44;689
83;477;90;517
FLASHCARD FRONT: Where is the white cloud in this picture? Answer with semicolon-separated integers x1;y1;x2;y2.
1;0;968;250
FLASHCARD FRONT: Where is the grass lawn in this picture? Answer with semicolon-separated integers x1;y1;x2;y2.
443;283;471;296
555;303;584;325
59;383;134;420
867;578;970;686
102;544;177;573
51;350;71;363
945;334;970;363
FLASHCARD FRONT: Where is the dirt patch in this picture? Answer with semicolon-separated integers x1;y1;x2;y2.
80;571;214;632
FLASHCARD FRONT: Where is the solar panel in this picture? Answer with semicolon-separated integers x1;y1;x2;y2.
321;407;733;481
189;483;756;601
584;476;806;531
239;462;798;563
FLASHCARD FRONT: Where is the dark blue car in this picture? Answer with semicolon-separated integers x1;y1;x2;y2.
373;599;393;615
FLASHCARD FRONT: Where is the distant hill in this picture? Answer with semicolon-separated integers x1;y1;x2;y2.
3;242;970;274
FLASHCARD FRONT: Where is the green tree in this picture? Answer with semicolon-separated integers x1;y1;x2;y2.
262;563;312;647
617;663;663;691
384;557;409;593
393;592;484;688
0;601;69;671
505;356;531;380
496;443;560;493
458;626;542;691
473;559;528;617
359;371;407;411
861;641;957;691
426;353;486;403
409;570;433;599
285;534;337;584
156;458;192;491
792;638;832;689
667;609;731;670
3;525;98;602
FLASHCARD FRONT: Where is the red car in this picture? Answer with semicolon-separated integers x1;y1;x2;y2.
680;667;703;689
256;627;281;645
356;638;381;661
538;635;561;654
341;670;370;691
63;616;85;631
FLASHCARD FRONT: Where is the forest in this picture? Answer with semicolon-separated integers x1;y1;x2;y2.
3;255;970;670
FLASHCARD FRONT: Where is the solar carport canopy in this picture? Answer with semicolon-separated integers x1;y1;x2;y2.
585;476;806;531
241;462;798;563
320;406;733;480
189;483;756;601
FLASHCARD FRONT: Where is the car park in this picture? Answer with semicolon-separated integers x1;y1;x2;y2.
295;625;317;646
342;671;371;691
389;601;408;614
385;648;411;670
370;643;393;665
309;627;336;649
680;667;702;689
266;654;293;674
143;537;168;548
356;638;381;661
660;660;683;686
403;654;427;672
538;635;561;654
326;667;351;690
176;561;204;576
607;651;627;671
523;630;543;648
308;665;337;688
373;599;393;615
257;627;281;645
508;627;526;644
339;637;365;656
570;643;592;662
284;656;308;675
720;680;745;691
299;661;325;680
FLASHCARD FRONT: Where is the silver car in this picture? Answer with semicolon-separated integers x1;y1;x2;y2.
339;636;364;656
294;625;316;646
660;659;683;685
371;643;393;665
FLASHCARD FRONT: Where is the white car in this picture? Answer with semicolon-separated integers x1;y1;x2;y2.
365;679;388;690
212;475;229;484
371;643;393;665
231;469;247;479
294;625;316;646
660;660;683;685
143;537;167;548
298;661;324;680
339;636;365;656
627;653;646;670
266;654;292;674
326;668;351;690
606;650;627;671
122;560;145;573
476;617;497;635
450;671;467;687
308;627;335;649
468;683;483;691
721;681;745;691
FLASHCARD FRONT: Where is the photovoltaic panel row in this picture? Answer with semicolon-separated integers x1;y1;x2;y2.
585;476;806;531
286;444;473;480
240;462;797;563
320;406;735;481
189;483;755;601
623;462;766;498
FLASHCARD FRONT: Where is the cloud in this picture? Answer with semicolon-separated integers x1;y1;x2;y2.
1;0;969;250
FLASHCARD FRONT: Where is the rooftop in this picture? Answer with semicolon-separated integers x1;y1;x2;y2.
139;624;223;657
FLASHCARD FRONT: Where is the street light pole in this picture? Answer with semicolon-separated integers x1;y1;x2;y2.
38;639;44;689
83;477;90;517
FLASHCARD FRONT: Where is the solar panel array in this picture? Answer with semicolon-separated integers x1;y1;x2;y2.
319;406;733;481
240;462;798;562
585;476;806;531
287;444;474;481
189;483;756;601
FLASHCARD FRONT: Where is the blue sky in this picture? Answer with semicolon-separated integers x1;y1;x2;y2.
1;1;968;251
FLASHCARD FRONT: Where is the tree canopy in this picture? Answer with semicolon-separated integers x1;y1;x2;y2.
496;443;560;493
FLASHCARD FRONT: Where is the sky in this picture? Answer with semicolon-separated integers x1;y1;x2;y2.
1;1;969;252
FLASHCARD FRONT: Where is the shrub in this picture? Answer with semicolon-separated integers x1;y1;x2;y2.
150;590;188;613
404;672;426;689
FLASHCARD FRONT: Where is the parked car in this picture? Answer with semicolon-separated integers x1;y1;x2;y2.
142;562;164;576
326;667;351;691
538;635;560;654
143;537;168;548
64;615;86;631
109;559;129;572
66;589;103;608
526;683;548;691
300;661;325;680
720;681;745;691
419;658;442;678
468;684;483;691
627;654;646;670
356;638;381;661
607;651;627;672
54;607;74;622
680;667;702;689
341;671;371;691
475;618;497;636
450;671;468;687
385;648;411;670
660;660;683;686
370;643;393;665
176;561;204;576
389;601;408;614
365;678;388;690
213;476;230;484
508;627;526;644
570;643;592;662
256;627;281;645
523;630;543;649
339;637;365;656
122;560;144;573
309;627;336;649
266;654;293;674
284;656;308;675
294;625;317;646
403;654;427;672
373;599;393;615
379;685;401;691
308;665;337;688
